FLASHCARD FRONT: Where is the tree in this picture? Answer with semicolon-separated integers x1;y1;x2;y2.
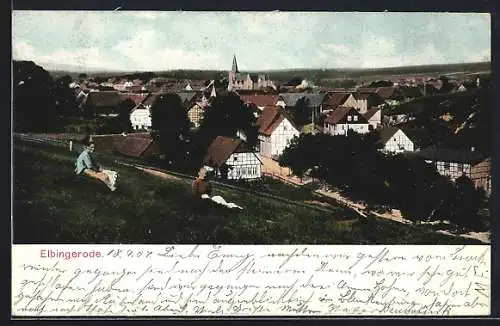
13;61;59;132
198;93;259;148
288;97;312;127
116;99;135;132
150;93;193;168
53;75;80;117
78;73;88;81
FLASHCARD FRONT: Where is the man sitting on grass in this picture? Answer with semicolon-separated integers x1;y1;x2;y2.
75;138;118;192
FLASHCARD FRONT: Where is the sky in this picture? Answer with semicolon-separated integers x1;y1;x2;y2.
12;11;491;72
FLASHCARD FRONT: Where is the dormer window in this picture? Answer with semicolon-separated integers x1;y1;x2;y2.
353;115;358;121
347;116;352;122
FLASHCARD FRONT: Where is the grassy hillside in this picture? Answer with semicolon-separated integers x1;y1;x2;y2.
13;140;481;244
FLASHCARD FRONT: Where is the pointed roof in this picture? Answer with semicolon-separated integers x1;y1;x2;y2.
203;136;255;167
231;55;239;73
257;106;299;136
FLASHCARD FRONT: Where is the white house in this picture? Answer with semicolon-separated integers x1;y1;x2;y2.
377;127;414;154
323;107;370;136
129;104;152;130
363;108;382;130
203;136;262;180
257;106;300;159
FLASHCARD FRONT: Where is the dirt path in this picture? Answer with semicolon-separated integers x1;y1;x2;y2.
314;188;490;244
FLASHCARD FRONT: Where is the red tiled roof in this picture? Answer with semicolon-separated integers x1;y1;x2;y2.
203;136;254;167
257;106;298;136
239;94;278;107
121;93;150;105
323;92;350;107
118;136;155;158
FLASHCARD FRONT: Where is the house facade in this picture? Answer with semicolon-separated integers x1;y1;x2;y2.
203;136;262;180
412;147;491;195
363;108;382;130
130;105;152;130
257;106;300;159
378;127;414;153
323;107;370;136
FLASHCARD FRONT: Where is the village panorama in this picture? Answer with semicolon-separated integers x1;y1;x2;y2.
12;12;491;245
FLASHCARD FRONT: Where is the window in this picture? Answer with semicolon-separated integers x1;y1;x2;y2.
457;163;463;171
347;116;352;122
234;156;238;161
353;115;358;121
444;162;450;170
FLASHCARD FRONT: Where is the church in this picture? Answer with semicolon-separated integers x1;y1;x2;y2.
227;55;275;91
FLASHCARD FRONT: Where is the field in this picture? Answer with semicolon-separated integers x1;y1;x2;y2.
12;139;482;244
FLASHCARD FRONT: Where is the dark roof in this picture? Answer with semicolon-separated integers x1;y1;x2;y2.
176;91;198;105
412;146;486;164
377;126;401;144
278;93;326;107
257;106;298;136
121;93;149;105
86;91;122;108
203;136;254;167
118;136;155;158
91;134;128;152
323;92;350;107
399;86;423;99
363;107;381;120
239;94;278;107
142;92;164;107
324;107;367;124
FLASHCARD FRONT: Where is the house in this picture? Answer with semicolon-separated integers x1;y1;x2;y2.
277;93;327;120
203;136;262;180
187;93;211;128
227;55;275;91
323;106;370;136
411;147;491;195
376;126;414;154
130;104;152;131
352;92;384;114
81;91;123;117
117;136;162;159
257;106;300;159
363;108;382;130
321;92;353;112
358;86;405;106
239;94;278;110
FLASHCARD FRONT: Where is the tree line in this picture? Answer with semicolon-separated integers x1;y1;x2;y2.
278;131;488;230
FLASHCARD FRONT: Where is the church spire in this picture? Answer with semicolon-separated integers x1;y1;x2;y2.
231;54;239;73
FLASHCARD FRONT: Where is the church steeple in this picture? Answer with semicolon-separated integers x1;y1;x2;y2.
231;55;239;73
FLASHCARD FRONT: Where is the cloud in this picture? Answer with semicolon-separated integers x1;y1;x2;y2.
319;44;350;56
12;40;36;59
113;30;221;70
12;39;124;70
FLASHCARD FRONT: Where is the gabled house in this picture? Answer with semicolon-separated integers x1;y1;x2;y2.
352;92;384;114
203;136;262;180
363;108;382;130
376;126;414;154
323;106;370;136
81;91;123;117
257;106;300;159
239;94;278;110
410;147;491;195
321;92;353;113
117;136;162;159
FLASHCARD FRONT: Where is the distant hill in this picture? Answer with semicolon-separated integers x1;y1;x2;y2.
38;61;491;82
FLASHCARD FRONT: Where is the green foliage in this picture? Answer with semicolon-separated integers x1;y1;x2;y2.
279;132;488;229
150;93;193;168
13;140;481;244
198;93;259;148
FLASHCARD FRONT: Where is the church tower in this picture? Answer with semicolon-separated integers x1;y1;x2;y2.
228;54;240;91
